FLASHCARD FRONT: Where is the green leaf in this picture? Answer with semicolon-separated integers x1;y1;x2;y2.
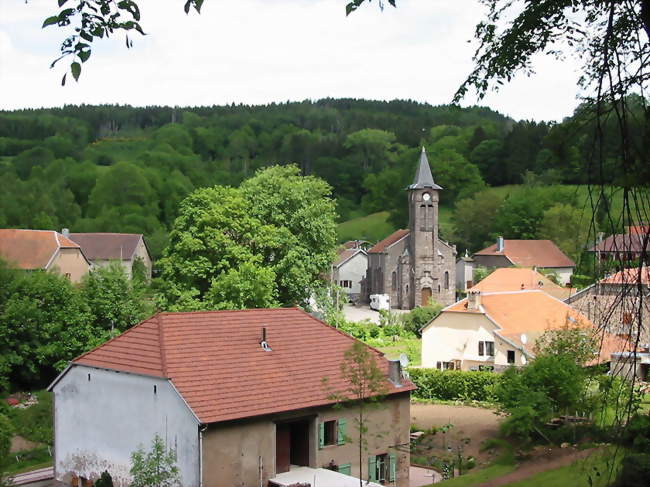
58;0;69;6
184;0;191;14
78;50;91;63
61;73;67;86
70;62;81;82
79;31;93;42
42;16;59;28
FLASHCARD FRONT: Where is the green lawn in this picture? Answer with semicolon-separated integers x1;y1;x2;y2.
503;449;622;487
640;394;650;413
337;211;396;243
376;337;421;366
432;464;516;487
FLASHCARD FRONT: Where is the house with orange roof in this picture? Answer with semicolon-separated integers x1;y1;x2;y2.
421;290;600;372
473;237;575;285
0;229;91;283
48;308;414;487
469;267;575;301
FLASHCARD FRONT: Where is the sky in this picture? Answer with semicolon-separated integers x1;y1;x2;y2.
0;0;583;121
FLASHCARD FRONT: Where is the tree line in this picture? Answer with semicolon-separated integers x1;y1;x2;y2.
1;98;642;259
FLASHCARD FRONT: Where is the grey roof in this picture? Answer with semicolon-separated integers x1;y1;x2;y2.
408;147;442;190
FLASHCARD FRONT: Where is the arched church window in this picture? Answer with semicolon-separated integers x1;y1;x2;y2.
391;272;397;292
444;271;450;290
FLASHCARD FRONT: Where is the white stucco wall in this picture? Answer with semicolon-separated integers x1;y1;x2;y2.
337;252;368;295
543;267;573;286
421;312;527;370
52;365;200;487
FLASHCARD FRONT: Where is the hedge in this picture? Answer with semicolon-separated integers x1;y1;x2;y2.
408;368;501;402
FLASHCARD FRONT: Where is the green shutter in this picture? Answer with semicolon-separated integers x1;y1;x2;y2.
368;455;377;482
339;463;352;476
389;453;397;482
337;418;346;445
318;421;324;449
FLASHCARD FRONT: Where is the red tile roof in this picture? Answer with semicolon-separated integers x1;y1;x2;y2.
600;267;650;285
73;308;414;424
470;268;575;300
68;233;145;261
475;240;575;268
591;233;647;254
0;229;80;270
368;229;410;254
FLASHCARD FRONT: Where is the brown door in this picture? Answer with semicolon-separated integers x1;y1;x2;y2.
421;287;432;306
276;424;291;474
290;421;310;467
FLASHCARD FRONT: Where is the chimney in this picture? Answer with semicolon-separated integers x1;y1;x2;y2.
388;360;402;386
260;327;272;352
62;228;70;238
467;290;482;310
496;236;505;252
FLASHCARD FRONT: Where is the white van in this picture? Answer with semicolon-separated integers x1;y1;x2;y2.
369;294;390;311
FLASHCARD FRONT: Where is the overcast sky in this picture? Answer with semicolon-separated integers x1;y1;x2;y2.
0;0;582;121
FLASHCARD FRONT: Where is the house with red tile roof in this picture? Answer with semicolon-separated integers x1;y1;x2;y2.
588;225;650;265
48;308;414;487
364;149;456;309
67;231;152;280
421;290;611;372
473;237;575;285
0;229;91;282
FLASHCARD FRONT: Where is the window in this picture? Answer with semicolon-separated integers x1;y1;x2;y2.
436;361;455;371
65;273;71;280
319;418;346;447
478;341;494;357
444;271;449;290
507;350;515;364
338;463;352;476
323;420;337;446
391;272;397;292
368;453;396;483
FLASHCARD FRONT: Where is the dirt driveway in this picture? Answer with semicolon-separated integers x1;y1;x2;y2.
410;403;501;461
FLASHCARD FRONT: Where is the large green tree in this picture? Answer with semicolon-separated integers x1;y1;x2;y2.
158;165;337;310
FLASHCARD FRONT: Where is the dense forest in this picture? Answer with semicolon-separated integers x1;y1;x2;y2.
0;98;642;259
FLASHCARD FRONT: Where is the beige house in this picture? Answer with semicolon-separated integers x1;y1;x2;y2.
0;229;91;283
67;232;152;280
473;238;575;285
421;290;596;371
49;308;414;487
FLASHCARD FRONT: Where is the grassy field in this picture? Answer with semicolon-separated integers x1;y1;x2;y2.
376;337;421;366
434;464;517;487
337;206;454;244
503;449;623;487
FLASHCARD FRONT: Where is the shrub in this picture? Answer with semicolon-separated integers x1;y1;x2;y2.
0;414;13;461
402;305;442;337
615;453;650;487
95;471;114;487
622;414;650;452
409;368;500;402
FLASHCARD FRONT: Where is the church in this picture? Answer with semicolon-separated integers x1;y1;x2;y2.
364;148;457;309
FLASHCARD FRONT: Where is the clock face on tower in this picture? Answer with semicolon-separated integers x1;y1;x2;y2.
422;193;431;202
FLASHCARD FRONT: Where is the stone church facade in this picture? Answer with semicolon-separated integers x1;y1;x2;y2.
364;149;456;309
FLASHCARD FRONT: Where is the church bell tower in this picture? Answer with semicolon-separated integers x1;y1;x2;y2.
407;147;442;307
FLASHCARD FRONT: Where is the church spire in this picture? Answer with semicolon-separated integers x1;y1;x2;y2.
408;147;442;190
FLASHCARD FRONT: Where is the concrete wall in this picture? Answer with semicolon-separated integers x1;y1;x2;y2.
133;238;153;280
49;248;90;283
52;366;200;487
543;266;573;286
336;252;368;296
455;259;474;292
421;312;525;369
201;393;411;487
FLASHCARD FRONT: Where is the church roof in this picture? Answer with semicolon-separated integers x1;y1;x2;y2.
368;229;410;253
408;147;442;190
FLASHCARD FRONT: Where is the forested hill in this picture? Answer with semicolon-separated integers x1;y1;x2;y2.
0;98;627;258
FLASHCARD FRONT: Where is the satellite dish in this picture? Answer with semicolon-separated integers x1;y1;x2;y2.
520;333;527;344
521;355;527;365
399;353;410;368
